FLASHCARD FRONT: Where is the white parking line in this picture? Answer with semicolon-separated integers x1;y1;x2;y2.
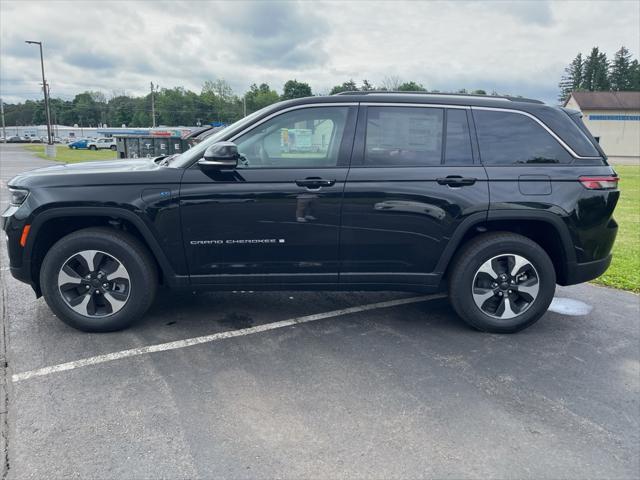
12;294;446;383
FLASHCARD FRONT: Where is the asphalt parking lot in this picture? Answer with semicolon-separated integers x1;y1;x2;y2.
0;143;639;479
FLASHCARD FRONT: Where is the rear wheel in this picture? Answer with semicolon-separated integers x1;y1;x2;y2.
40;228;157;332
448;232;556;333
110;145;117;151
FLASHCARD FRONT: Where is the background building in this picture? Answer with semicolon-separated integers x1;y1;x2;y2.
564;91;640;162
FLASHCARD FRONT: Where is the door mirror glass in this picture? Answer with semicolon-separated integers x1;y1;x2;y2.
199;141;239;168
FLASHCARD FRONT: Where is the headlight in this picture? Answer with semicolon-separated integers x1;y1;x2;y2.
9;187;29;206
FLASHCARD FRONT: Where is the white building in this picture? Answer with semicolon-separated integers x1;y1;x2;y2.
564;91;640;162
5;124;100;140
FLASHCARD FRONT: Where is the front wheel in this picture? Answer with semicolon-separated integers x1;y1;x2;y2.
110;145;117;151
448;232;556;333
89;145;97;150
40;228;157;332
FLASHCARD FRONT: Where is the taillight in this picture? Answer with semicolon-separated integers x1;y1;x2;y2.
579;176;619;190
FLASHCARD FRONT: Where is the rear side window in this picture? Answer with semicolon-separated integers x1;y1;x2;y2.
445;109;473;164
365;107;443;166
474;110;573;165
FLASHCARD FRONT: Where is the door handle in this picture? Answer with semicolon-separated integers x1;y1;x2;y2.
436;176;477;187
295;177;336;189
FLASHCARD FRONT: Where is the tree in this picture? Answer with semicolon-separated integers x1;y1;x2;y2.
583;47;610;91
131;107;150;127
281;80;312;100
558;53;584;102
202;79;234;101
630;59;640;90
107;95;136;127
73;92;101;126
201;79;241;123
610;46;633;91
329;79;358;95
245;83;279;114
380;75;401;91
397;81;427;91
361;79;375;91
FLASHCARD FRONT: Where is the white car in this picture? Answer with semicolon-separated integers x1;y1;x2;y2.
87;138;116;151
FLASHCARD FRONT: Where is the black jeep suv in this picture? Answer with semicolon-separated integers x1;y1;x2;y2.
3;93;619;333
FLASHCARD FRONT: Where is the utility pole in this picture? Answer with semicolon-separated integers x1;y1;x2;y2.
46;83;53;139
243;95;247;117
25;40;53;145
0;98;6;143
150;82;156;128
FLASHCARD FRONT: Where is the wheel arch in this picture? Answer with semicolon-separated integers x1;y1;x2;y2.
26;206;183;295
437;210;576;285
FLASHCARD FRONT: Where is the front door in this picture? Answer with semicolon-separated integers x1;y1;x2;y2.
340;105;489;288
180;104;357;287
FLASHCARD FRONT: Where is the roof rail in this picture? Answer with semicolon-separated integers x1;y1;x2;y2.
333;90;543;104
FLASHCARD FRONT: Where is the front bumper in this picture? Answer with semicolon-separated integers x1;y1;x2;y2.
562;254;612;285
2;206;36;291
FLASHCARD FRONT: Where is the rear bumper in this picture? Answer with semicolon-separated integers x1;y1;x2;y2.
562;255;612;286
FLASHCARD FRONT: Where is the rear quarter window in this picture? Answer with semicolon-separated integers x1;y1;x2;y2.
473;110;573;165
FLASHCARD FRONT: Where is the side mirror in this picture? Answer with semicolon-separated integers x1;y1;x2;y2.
198;141;239;169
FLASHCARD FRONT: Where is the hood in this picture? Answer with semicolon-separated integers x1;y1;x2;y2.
8;158;181;188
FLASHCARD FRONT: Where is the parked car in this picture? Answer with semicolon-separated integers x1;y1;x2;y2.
6;136;28;143
68;139;89;149
87;137;117;151
2;92;619;333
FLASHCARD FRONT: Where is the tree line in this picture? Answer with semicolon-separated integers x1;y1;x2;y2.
2;77;495;128
559;45;640;103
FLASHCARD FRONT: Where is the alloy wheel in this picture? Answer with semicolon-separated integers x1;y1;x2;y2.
57;250;131;318
471;253;540;319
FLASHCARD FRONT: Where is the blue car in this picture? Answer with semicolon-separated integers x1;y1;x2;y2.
68;139;89;149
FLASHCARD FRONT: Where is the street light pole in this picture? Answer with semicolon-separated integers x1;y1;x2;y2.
25;40;53;145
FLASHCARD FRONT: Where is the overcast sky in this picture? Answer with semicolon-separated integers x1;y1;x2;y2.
1;0;639;105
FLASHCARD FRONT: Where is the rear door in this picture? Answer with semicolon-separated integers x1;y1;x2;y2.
339;104;489;288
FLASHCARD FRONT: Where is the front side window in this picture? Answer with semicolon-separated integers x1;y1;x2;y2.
474;110;572;165
365;107;443;166
234;106;350;168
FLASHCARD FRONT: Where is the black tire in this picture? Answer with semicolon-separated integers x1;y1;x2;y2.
448;232;556;333
89;145;97;151
40;227;157;332
110;145;117;151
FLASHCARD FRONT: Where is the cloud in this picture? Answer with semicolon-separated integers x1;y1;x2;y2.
218;2;330;68
64;50;119;71
0;0;638;105
500;0;554;25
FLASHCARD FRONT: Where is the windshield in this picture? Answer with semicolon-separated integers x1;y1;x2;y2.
171;106;274;168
